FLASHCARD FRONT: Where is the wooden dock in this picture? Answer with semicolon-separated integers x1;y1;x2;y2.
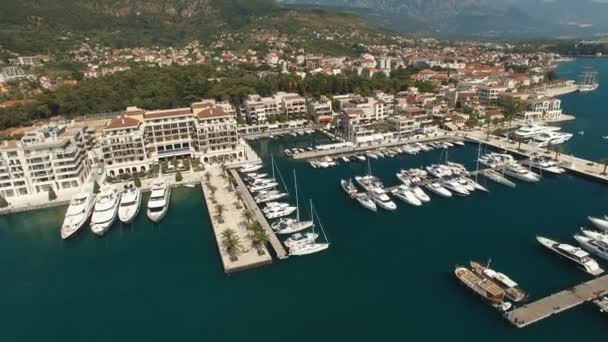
230;169;288;260
505;274;608;328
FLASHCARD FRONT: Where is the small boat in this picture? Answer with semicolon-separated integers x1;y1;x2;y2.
537;236;604;275
452;140;465;147
588;216;608;232
184;183;196;188
454;266;511;312
147;180;171;223
376;151;385;158
274;171;313;234
245;173;268;180
306;147;314;151
341;156;350;163
366;152;379;160
340;179;358;198
249;182;279;192
443;141;454;148
309;161;319;168
283;232;319;248
593;296;608;313
391;186;422;207
470;261;527;303
578;131;585;135
290;132;297;137
355;194;377;212
61;192;96;239
240;164;263;173
90;186;121;236
284;149;293;157
355;155;366;161
255;191;288;203
425;182;453;198
118;186;141;224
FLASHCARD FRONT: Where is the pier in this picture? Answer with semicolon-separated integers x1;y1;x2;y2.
505;274;608;328
230;169;288;260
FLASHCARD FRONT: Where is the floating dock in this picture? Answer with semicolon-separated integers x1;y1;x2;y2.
505;274;608;328
230;169;288;260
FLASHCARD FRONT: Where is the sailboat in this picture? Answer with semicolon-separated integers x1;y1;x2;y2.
273;170;314;235
254;154;289;203
289;200;330;256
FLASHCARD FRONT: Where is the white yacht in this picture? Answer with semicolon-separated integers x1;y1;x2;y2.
118;187;141;224
426;164;453;178
537;236;604;275
580;227;608;244
371;187;397;211
502;163;541;182
341;156;350;163
288;201;330;256
255;190;288;203
528;132;573;147
90;186;120;236
520;155;566;174
147;181;171;223
366;152;379;160
283;232;319;249
355;175;383;191
411;186;431;203
355;155;366;161
266;206;297;220
273;171;313;234
249;182;279;192
574;235;608;262
589;216;608;232
355;194;377;212
240;163;263;173
482;169;516;188
391;186;422;207
441;178;470;196
425;181;453;198
340;179;358;198
61;192;96;239
514;123;561;139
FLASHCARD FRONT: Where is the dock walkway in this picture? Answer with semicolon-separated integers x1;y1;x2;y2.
230;169;288;260
505;274;608;328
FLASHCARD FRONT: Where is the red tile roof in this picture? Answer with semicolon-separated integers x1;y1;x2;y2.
105;115;140;130
143;108;192;120
197;106;227;119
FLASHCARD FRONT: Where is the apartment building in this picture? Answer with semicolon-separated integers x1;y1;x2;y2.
479;85;507;105
0;124;93;198
336;108;376;143
244;92;306;124
100;101;242;177
387;115;420;138
307;96;333;121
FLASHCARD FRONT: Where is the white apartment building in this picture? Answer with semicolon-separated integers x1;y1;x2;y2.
307;96;333;120
0;124;93;198
100;102;242;177
522;97;562;121
244;92;306;124
479;85;507;105
336;108;376;143
387;115;419;138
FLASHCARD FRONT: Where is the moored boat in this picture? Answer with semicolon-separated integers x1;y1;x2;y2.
340;179;358;198
61;192;96;239
391;186;422;207
470;261;527;302
90;186;120;236
588;216;608;232
147;180;171;223
537;236;604;275
454;266;511;312
355;194;377;212
118;186;141;224
425;182;452;198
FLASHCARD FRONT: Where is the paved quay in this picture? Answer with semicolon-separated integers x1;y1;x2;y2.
201;165;272;274
505;274;608;328
230;168;288;260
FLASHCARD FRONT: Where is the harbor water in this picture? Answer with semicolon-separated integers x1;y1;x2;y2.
2;58;608;341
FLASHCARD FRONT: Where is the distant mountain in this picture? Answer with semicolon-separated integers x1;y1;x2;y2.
279;0;608;37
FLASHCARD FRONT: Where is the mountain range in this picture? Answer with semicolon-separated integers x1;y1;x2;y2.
279;0;608;37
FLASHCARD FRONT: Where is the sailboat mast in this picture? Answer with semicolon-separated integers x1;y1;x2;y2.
294;169;299;221
475;143;481;182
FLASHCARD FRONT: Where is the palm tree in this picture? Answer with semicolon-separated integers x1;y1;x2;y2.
601;159;608;175
215;204;225;220
241;210;254;225
221;229;244;261
248;222;269;255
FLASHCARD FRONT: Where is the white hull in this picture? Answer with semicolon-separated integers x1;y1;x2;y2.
442;180;470;196
580;227;608;244
275;220;314;235
502;166;541;183
537;236;604;275
411;186;431;202
147;184;171;223
356;195;377;212
118;189;142;224
575;235;608;262
425;183;453;198
482;170;516;188
90;188;120;236
589;216;608;232
91;211;118;236
391;188;422;207
289;242;330;256
61;194;96;240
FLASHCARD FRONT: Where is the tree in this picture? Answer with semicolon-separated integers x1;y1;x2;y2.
48;187;57;201
221;229;244;261
0;194;9;208
93;180;100;194
248;221;269;255
175;171;183;182
601;159;608;175
241;210;254;225
215;204;225;221
133;175;141;188
501;97;525;141
545;70;559;82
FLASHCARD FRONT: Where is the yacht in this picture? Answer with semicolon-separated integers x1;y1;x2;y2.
456;177;476;192
588;216;608;232
371;187;397;211
366;152;379;160
240;163;263;173
90;186;120;236
61;192;96;239
355;155;366;161
464;177;488;192
528;132;573;147
426;164;453;178
537;236;604;275
355;194;377;212
341;156;350;163
255;190;288;203
273;171;313;234
391;186;422;207
454;266;511;312
514;123;561;139
441;178;470;196
574;235;608;262
425;181;453;198
452;140;465;147
520;155;566;174
411;186;431;203
482;169;516;188
580;227;608;244
502;163;541;182
266;206;297;220
355;175;383;191
249;182;279;192
470;261;527;303
478;153;517;168
288;201;330;256
245;172;268;180
340;179;358;198
118;187;141;224
578;71;599;92
147;181;171;223
283;232;319;249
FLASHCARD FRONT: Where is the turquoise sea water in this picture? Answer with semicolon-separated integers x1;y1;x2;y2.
2;59;608;341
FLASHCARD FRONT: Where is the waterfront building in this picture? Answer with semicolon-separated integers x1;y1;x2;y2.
336;108;376;143
101;115;149;178
522;97;562;121
0;123;93;198
307;96;333;121
479;85;507;105
387;115;419;138
243;92;305;124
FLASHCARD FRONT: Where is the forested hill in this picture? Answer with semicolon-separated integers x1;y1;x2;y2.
0;0;374;54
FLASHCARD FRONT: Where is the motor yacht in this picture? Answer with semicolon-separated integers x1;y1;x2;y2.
61;192;96;239
355;175;383;191
588;216;608;232
118;187;141;224
90;186;120;236
255;190;288;203
371;187;397;210
411;186;431;202
482;169;516;188
514;123;561;139
441;178;470;196
537;236;604;275
520;155;566;174
426;164;453;178
391;186;422;207
240;163;263;173
574;235;608;262
580;227;608;244
355;194;377;212
147;180;171;223
425;182;453;198
502;163;541;182
528;132;573;147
